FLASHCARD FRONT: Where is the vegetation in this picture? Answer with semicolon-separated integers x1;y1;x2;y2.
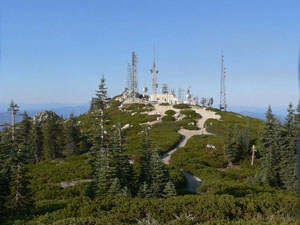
0;78;299;224
173;104;190;109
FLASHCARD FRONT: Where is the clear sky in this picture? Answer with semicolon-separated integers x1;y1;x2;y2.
0;0;299;107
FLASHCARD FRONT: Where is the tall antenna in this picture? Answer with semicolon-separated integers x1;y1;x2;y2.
150;47;159;95
131;51;138;102
126;62;131;90
220;51;227;111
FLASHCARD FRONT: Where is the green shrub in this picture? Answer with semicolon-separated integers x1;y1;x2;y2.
165;110;176;116
162;115;176;122
173;104;190;109
159;103;170;106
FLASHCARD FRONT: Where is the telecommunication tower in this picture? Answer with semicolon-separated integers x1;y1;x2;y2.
220;52;227;111
130;51;138;102
150;47;159;95
161;84;169;94
178;88;184;103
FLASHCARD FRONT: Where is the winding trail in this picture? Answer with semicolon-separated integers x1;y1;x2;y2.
157;105;221;193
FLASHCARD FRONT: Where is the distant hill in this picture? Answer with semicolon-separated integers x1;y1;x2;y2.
0;104;89;125
228;106;287;122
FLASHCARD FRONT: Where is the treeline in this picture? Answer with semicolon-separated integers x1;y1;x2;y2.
0;76;176;217
86;76;176;199
224;103;299;192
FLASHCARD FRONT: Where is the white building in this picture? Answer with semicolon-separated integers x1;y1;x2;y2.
149;94;178;105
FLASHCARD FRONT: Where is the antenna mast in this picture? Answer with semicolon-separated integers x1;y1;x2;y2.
130;51;138;102
150;47;159;95
220;51;227;111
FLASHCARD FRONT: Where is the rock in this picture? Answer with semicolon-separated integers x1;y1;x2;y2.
121;124;132;130
206;144;216;149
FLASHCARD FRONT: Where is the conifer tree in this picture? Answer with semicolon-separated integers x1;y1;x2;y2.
43;115;63;160
64;112;80;156
224;125;238;166
108;178;121;195
280;103;298;191
112;124;134;190
30;120;43;163
163;181;177;197
149;149;169;197
255;106;282;186
88;75;110;177
16;112;32;163
0;129;13;214
140;129;152;184
5;143;33;215
137;182;151;198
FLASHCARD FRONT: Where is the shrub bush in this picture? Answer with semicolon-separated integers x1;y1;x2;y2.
173;104;190;109
162;115;176;122
165;110;176;116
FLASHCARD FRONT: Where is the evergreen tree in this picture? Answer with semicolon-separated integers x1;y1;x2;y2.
137;182;151;198
5;144;33;215
163;181;177;198
0;129;13;214
255;106;282;186
140;129;152;184
43;115;63;160
64;112;80;156
30;120;43;163
149;149;169;197
224;125;238;166
16;112;32;163
280;103;298;191
108;178;121;195
88;75;110;177
112;124;134;190
94;75;108;111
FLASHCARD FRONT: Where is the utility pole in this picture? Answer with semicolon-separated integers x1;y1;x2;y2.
251;145;257;166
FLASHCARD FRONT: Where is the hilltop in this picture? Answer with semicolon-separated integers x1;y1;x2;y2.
0;90;299;225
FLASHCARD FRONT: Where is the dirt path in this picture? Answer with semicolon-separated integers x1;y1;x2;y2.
159;105;221;192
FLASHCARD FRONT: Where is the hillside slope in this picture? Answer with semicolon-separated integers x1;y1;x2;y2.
1;96;298;225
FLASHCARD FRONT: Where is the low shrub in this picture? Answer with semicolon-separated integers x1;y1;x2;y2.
173;104;190;109
161;115;176;122
165;110;176;116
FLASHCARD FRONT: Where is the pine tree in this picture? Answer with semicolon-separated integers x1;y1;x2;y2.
255;106;282;186
94;75;108;111
112;124;134;190
280;103;298;191
88;75;110;177
43;115;63;160
64;112;80;156
163;181;177;197
140;129;152;184
224;125;238;166
149;149;169;197
16;112;32;163
30;120;43;163
108;178;121;195
0;129;13;214
5;144;33;215
137;182;151;198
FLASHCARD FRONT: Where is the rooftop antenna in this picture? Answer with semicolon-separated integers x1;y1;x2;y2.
220;51;227;111
150;47;159;95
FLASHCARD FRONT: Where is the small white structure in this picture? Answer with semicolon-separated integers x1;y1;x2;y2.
149;94;178;105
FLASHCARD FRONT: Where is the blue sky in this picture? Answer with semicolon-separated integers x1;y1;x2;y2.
0;0;299;107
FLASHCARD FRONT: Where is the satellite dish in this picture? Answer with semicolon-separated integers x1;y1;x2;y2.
143;87;148;93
